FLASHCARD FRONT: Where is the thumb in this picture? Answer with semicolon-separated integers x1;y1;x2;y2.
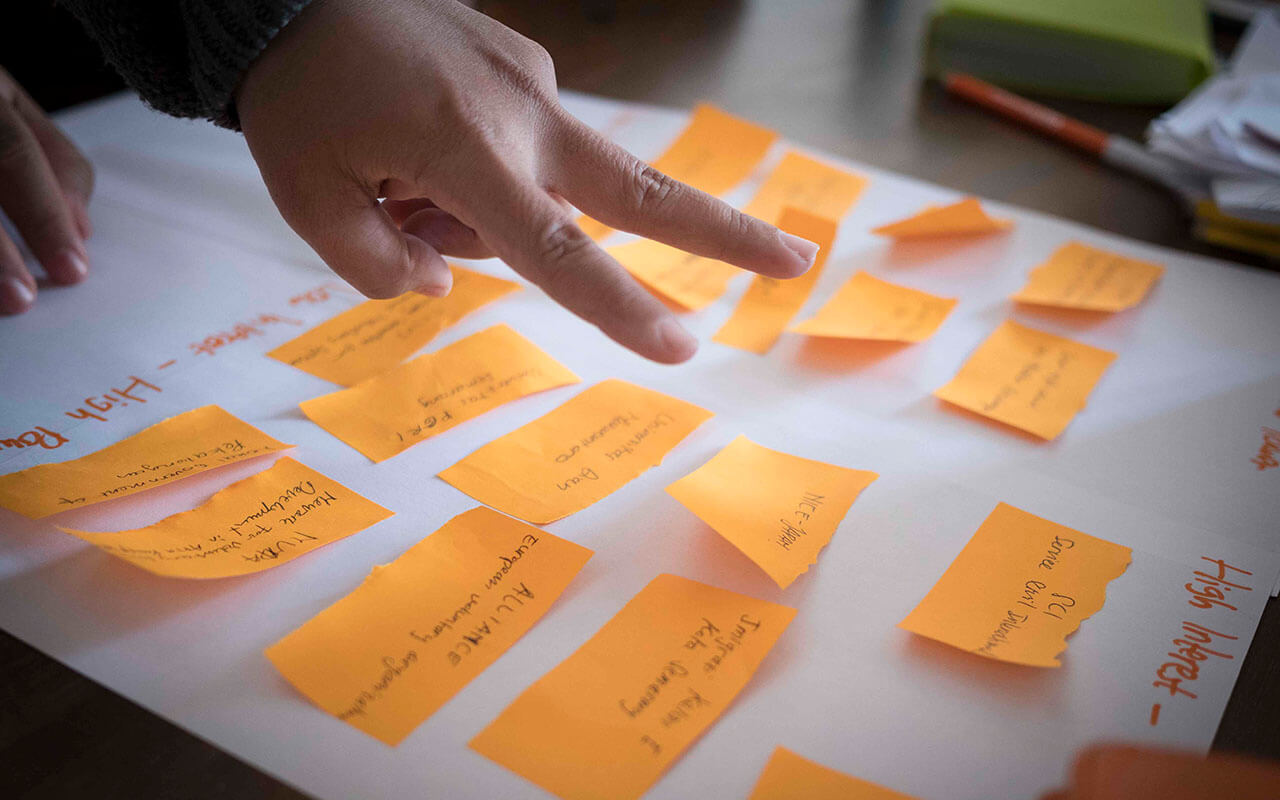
280;180;454;299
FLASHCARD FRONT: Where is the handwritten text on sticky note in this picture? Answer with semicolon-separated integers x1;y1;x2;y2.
666;436;877;588
266;506;591;745
60;457;390;578
714;208;839;354
0;405;290;519
899;502;1131;667
470;573;796;800
790;271;957;342
267;266;519;385
1012;241;1164;311
300;325;579;462
934;320;1115;440
749;746;917;800
872;197;1011;239
439;379;712;524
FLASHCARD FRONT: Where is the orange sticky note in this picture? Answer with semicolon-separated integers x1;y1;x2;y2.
665;436;877;588
608;239;742;311
299;325;580;463
266;507;592;745
871;197;1011;239
58;457;391;578
470;573;797;800
439;380;712;524
749;747;917;800
713;209;839;354
267;265;520;385
741;151;868;223
1012;241;1165;311
934;320;1116;440
899;503;1131;667
790;271;957;342
0;405;290;519
579;104;778;241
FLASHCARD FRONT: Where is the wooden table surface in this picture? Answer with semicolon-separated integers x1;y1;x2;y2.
3;1;1277;797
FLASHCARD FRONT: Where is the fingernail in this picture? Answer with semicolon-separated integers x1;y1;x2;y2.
414;280;452;298
49;247;89;284
656;317;698;362
778;232;820;271
0;277;35;314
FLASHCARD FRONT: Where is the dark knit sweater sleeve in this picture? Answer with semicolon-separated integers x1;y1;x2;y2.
62;0;313;129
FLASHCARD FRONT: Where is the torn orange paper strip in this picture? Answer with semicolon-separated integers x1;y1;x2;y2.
749;746;918;800
439;379;713;523
666;435;877;588
934;320;1116;440
741;150;868;223
898;502;1131;667
300;325;580;462
1012;241;1164;311
0;405;290;519
713;208;839;354
59;457;390;578
470;573;797;800
790;271;957;342
871;197;1011;238
608;238;743;311
267;265;520;385
266;506;592;745
579;104;778;241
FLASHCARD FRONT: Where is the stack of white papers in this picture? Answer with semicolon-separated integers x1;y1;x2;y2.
1148;11;1280;224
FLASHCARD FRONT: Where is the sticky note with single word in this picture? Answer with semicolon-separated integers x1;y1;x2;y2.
666;435;878;588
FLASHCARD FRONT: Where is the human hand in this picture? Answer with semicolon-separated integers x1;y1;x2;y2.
236;0;817;363
0;67;93;314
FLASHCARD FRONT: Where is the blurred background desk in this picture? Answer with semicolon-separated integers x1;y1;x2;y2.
2;1;1277;797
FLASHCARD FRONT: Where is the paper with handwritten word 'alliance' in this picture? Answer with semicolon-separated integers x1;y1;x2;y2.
898;502;1132;667
266;506;592;745
60;457;391;579
666;435;878;588
439;379;713;524
470;573;797;800
300;324;579;462
0;405;290;519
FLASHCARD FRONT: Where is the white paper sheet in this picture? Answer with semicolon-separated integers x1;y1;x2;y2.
1;91;1278;800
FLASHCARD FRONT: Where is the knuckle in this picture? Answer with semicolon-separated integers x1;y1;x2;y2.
536;218;594;292
629;163;681;216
